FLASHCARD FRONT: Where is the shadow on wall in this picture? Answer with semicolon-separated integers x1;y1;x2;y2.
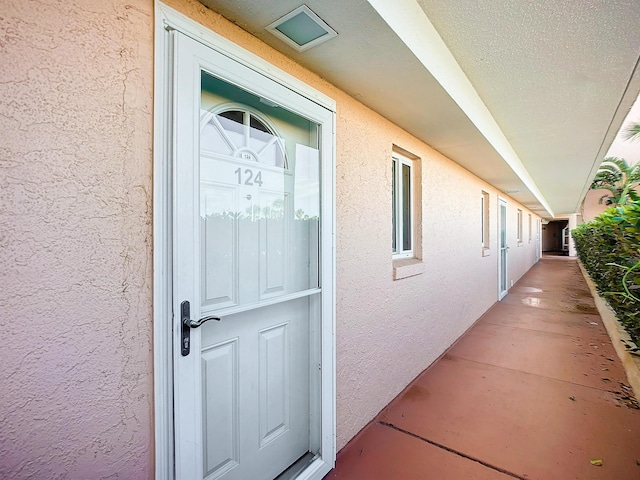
542;220;569;254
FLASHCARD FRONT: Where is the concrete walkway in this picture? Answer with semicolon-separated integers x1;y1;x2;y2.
325;256;640;479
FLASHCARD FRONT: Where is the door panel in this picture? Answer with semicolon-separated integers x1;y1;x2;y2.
260;190;288;298
173;32;330;480
259;323;289;445
199;298;310;480
201;183;238;307
202;341;239;477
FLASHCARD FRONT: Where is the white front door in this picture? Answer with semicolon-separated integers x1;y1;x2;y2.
535;218;541;262
498;198;508;299
562;225;570;251
172;32;333;480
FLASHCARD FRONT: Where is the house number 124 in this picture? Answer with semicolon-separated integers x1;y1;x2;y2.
234;167;263;187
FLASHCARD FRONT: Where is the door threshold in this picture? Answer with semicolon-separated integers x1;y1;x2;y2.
275;452;317;480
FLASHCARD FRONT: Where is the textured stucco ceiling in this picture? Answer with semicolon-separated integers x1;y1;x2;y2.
416;0;640;215
199;0;640;218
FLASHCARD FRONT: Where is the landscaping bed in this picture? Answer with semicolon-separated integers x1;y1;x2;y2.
572;204;640;346
578;260;640;400
573;203;640;398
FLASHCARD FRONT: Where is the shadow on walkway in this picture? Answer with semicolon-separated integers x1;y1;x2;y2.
325;257;640;479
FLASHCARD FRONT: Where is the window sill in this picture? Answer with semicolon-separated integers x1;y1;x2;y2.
393;257;425;280
482;248;491;257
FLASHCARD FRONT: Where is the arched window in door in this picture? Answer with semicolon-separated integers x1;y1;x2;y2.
200;104;288;169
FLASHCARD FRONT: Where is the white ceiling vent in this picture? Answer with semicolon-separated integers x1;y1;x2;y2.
266;5;337;52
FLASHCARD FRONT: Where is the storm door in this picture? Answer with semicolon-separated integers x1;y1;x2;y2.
498;198;509;299
535;218;541;262
172;32;333;480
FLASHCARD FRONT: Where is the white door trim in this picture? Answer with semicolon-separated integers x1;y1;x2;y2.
153;3;337;479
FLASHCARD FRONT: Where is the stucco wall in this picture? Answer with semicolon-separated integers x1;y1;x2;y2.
0;1;154;478
582;189;608;222
160;0;540;450
1;0;542;476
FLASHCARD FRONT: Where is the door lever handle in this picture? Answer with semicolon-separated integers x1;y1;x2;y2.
183;315;221;328
180;300;220;357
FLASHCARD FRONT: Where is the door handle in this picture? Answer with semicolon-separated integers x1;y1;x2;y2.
183;315;221;328
180;300;220;356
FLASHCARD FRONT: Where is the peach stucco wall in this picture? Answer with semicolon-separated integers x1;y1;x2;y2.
159;0;540;449
1;1;154;478
1;0;541;476
582;189;608;222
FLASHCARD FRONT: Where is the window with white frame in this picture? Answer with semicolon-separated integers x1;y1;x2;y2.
481;191;490;250
528;214;532;243
517;209;523;243
392;152;414;258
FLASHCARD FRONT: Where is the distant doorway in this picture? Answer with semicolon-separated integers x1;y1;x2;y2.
542;220;569;255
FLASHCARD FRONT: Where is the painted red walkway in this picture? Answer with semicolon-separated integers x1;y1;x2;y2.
325;256;640;479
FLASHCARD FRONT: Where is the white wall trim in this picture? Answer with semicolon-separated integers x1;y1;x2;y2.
153;3;336;479
153;3;174;478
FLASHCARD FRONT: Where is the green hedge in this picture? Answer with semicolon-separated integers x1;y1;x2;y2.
572;203;640;346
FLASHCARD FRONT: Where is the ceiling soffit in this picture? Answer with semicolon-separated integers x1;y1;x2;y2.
199;0;640;218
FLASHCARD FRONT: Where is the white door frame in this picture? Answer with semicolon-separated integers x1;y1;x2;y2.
153;4;336;479
498;197;509;300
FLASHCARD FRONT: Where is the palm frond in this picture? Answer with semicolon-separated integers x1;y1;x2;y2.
600;157;630;171
627;189;640;202
589;156;638;207
622;122;640;142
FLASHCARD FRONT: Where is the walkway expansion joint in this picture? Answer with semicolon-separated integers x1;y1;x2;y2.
378;421;526;480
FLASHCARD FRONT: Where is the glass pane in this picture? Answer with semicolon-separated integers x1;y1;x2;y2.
219;110;244;125
200;71;320;310
500;205;506;245
249;115;286;168
217;110;245;150
482;192;489;247
481;197;484;244
392;159;397;252
402;163;411;251
201;116;234;155
500;203;507;291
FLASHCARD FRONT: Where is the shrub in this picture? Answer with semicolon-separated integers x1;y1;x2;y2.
572;203;640;346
